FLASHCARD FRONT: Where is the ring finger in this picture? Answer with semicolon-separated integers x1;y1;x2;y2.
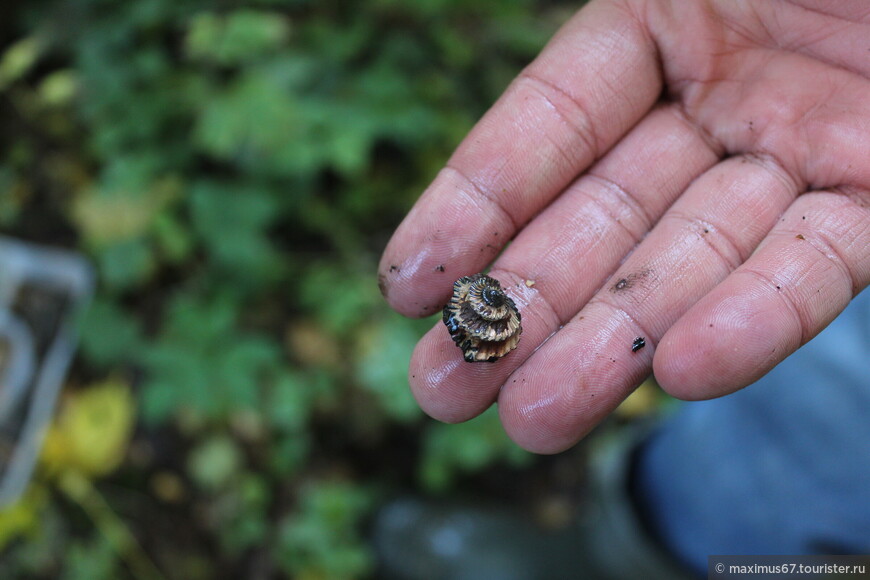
497;153;801;452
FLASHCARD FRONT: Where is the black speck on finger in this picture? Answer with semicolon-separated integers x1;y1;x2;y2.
631;337;646;352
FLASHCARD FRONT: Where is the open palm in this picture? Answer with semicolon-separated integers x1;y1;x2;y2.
378;0;870;453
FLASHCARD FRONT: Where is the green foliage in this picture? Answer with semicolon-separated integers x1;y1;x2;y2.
189;180;282;278
276;482;374;579
0;487;45;551
0;500;67;578
356;313;429;423
299;265;383;334
187;436;244;492
0;0;576;577
420;407;533;492
61;535;118;580
77;299;145;370
140;292;282;423
185;11;291;66
0;36;44;89
206;472;272;558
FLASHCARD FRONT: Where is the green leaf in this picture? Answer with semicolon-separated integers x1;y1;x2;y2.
152;211;194;264
266;372;312;431
189;179;281;277
0;36;43;89
95;238;155;291
140;292;284;424
276;482;374;579
355;313;423;423
61;534;118;580
267;431;309;477
193;67;310;174
420;406;532;492
38;70;79;106
211;473;271;555
78;299;144;369
187;435;243;491
185;10;290;65
298;266;381;334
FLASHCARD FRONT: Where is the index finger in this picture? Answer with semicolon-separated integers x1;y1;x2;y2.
378;0;662;317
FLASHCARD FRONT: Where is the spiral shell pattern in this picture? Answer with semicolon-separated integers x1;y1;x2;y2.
442;274;522;362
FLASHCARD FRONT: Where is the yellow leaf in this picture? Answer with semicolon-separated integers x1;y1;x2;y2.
614;377;661;419
40;378;136;478
72;179;179;246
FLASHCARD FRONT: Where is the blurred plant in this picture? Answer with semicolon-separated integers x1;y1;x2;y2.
420;407;534;492
138;291;282;424
276;482;374;580
613;376;677;420
0;379;157;580
41;379;136;479
0;486;46;553
0;0;579;577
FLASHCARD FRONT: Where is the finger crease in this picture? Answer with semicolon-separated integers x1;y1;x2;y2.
739;267;808;344
516;72;601;162
593;297;658;352
667;210;746;270
670;102;726;157
443;164;519;232
737;151;805;195
795;225;861;297
585;172;656;234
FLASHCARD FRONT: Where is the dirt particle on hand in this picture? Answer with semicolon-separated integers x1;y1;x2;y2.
610;269;652;293
435;264;445;272
795;234;805;240
420;306;437;317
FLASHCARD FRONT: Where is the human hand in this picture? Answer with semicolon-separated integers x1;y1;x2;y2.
378;0;870;453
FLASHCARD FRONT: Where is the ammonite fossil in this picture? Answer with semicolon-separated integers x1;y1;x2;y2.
442;274;522;363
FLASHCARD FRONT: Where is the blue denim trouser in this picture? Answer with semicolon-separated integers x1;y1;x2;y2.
636;289;870;573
